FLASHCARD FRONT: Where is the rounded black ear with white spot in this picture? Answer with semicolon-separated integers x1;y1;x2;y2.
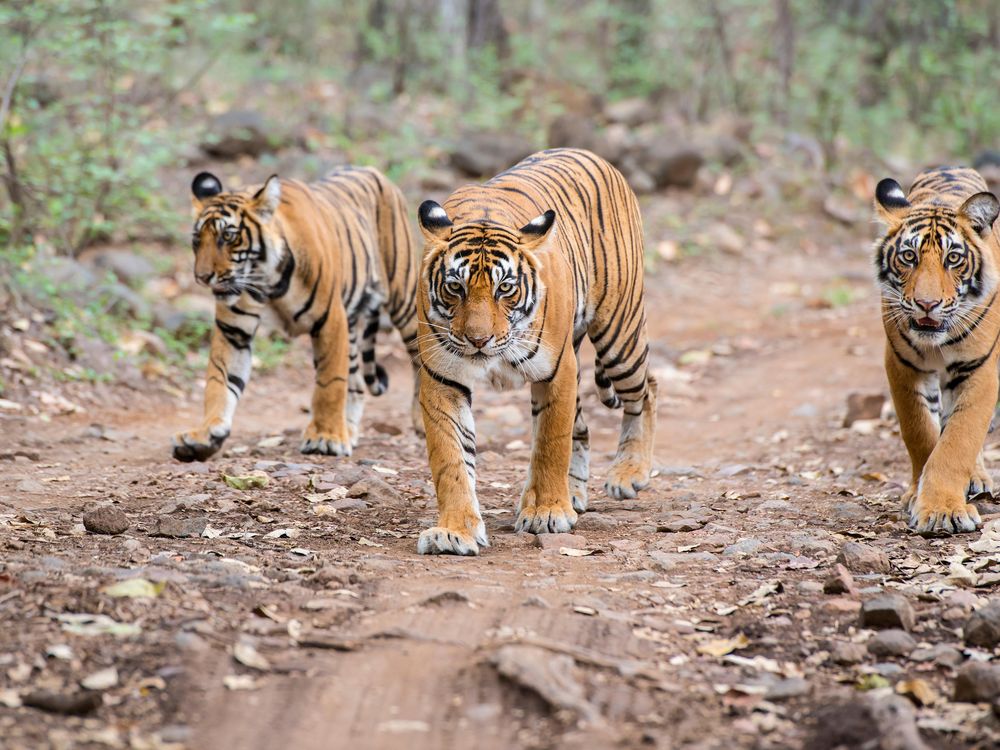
418;200;453;242
874;178;910;224
518;210;556;250
959;192;1000;237
192;172;223;200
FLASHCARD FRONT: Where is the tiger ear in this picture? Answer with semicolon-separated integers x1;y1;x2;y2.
959;192;1000;237
418;200;453;242
191;171;223;211
252;175;281;219
518;210;556;251
874;178;910;225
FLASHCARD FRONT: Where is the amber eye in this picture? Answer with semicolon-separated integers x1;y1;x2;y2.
946;251;964;267
445;281;464;297
497;281;515;297
899;249;917;265
223;227;238;243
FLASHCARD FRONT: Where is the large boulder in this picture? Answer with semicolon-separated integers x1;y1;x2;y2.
448;131;536;178
639;141;704;189
201;110;273;159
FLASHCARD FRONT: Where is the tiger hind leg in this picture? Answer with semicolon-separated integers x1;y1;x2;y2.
969;452;994;498
346;328;366;448
361;305;388;397
605;373;657;500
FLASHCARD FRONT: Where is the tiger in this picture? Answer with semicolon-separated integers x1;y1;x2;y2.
874;166;1000;534
172;167;421;462
414;148;658;555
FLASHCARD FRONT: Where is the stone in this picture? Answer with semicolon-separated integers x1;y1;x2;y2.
808;694;930;750
722;538;763;557
909;644;963;668
823;564;858;595
604;97;655;127
641;142;704;189
844;392;885;427
201;110;272;159
346;477;402;506
82;505;129;535
151;515;207;538
954;662;1000;703
835;542;891;574
860;595;916;631
449;130;535;177
84;249;156;286
765;677;809;701
535;533;588;551
866;629;916;657
830;641;867;665
964;600;1000;648
655;512;709;533
647;550;718;571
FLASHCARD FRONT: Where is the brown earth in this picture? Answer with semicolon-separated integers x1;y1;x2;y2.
3;198;1000;749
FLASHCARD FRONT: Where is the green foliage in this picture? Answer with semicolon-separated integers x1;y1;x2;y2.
0;0;253;255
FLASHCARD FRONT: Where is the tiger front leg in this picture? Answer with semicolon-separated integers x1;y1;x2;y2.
907;356;995;534
516;350;579;534
301;301;353;456
418;370;486;555
172;306;258;462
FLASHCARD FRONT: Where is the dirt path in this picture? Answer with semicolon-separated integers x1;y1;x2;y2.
3;224;1000;749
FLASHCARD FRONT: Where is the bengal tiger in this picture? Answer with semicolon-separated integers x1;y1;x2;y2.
415;148;658;555
172;167;421;462
875;166;1000;534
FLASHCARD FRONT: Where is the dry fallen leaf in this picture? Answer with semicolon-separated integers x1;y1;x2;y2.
223;471;270;490
559;547;598;557
358;537;383;548
896;678;938;706
233;642;270;671
223;675;258;691
697;633;750;657
101;579;164;599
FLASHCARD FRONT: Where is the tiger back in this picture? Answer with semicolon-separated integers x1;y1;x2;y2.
874;166;1000;534
414;148;658;556
172;167;421;462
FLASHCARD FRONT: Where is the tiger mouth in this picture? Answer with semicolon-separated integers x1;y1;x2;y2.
911;317;947;333
211;284;239;297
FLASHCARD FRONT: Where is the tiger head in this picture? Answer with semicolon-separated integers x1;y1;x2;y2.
190;172;283;303
875;178;1000;342
417;200;556;361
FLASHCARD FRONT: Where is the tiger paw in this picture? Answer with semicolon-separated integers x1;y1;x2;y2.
300;423;352;456
968;466;994;498
417;519;488;556
515;499;578;534
604;456;650;500
171;425;229;462
906;490;981;535
570;478;589;513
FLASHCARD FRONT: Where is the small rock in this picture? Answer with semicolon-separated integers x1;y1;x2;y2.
347;477;402;506
909;644;963;668
860;595;916;631
449;130;535;178
823;564;859;595
22;690;102;716
82;505;130;535
201;110;273;159
330;498;369;511
655;512;709;533
722;538;763;557
604;97;655;127
867;629;916;657
954;662;1000;703
964;600;1000;648
535;533;588;551
151;515;207;538
836;542;891;574
809;695;929;750
830;641;867;665
844;392;885;427
765;677;809;701
370;421;403;436
647;550;718;571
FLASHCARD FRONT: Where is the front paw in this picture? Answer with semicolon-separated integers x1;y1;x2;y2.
968;466;994;498
906;488;982;534
515;492;578;534
417;518;488;556
570;477;588;513
604;456;651;500
172;425;229;462
300;423;352;456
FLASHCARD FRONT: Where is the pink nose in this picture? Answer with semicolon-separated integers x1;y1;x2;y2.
467;334;491;349
915;299;940;313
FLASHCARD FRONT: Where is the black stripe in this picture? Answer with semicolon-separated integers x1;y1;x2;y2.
424;366;472;404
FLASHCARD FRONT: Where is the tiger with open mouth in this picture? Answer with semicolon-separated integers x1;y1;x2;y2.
874;166;1000;534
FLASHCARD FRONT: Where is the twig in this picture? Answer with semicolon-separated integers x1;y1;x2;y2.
0;53;28;134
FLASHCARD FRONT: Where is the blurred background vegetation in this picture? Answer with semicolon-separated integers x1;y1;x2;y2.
1;0;998;395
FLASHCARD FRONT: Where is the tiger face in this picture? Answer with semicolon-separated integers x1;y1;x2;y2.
417;200;555;362
875;178;1000;343
190;172;282;305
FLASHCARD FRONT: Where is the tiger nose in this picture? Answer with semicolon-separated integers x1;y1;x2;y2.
915;299;941;313
467;334;492;349
196;271;214;285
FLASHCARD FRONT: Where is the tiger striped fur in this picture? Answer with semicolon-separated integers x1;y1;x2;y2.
172;167;421;462
415;148;657;555
874;166;1000;534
